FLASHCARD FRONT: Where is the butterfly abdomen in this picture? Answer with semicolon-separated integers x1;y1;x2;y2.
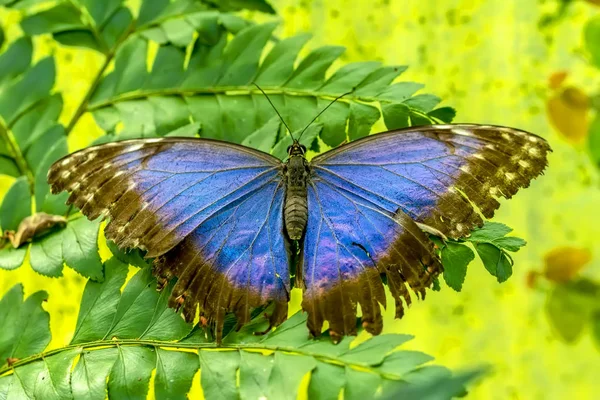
284;155;309;240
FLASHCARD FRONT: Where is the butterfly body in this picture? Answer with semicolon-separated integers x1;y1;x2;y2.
283;142;309;240
47;124;551;343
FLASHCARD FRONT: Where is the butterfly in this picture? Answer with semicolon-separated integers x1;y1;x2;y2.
47;121;550;343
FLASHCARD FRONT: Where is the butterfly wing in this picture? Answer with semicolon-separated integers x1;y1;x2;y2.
303;124;550;338
48;138;290;340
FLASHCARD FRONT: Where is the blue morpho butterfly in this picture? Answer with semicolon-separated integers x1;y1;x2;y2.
48;92;550;343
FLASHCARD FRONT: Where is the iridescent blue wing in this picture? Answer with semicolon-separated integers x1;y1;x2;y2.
48;138;290;340
303;124;550;339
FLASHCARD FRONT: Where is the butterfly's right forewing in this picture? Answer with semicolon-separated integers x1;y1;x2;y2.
48;138;291;342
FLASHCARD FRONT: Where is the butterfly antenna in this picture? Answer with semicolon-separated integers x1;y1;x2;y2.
297;91;353;142
253;83;294;139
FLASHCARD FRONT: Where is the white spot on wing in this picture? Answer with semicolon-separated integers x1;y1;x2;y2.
126;144;144;152
145;138;163;143
60;158;71;167
451;128;473;137
86;151;97;162
518;160;530;169
61;170;70;179
505;172;515;181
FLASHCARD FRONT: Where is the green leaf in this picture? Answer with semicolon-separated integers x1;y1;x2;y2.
382;368;486;399
239;350;274;399
320;61;381;93
318;98;349;147
161;19;195;47
589;115;600;167
348;102;380;140
307;361;345;400
155;349;198;400
61;219;103;280
468;222;513;242
34;134;68;214
338;334;413;366
267;352;316;400
584;16;600;69
354;65;408;96
474;243;513;283
344;366;381;400
492;236;527;252
0;285;50;367
199;350;240;400
286;46;345;89
382;103;410;129
20;3;85;35
378;81;424;102
441;242;475;291
0;177;31;232
0;247;27;270
71;258;129;344
29;231;65;277
375;350;434;376
0;56;55;125
241;116;281;152
71;348;119;400
255;34;311;86
465;222;526;282
108;346;156;399
205;0;276;13
428;106;456;123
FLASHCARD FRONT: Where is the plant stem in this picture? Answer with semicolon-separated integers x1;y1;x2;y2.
0;117;34;191
65;54;114;135
86;86;436;122
0;338;406;380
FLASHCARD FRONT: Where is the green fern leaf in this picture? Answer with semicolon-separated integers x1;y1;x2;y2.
0;258;478;399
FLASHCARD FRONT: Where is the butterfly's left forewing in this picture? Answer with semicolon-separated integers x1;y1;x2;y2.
303;124;550;338
48;138;290;341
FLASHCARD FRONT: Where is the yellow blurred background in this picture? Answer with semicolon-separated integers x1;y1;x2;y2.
1;0;600;399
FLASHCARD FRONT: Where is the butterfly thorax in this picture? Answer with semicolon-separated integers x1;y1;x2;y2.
284;144;309;240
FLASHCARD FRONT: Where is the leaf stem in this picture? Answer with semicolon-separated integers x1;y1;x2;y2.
0;117;34;191
65;17;137;135
0;338;406;380
65;54;114;135
86;86;436;122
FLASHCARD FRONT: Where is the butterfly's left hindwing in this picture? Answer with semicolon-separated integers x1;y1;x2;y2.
48;138;290;341
303;124;550;338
